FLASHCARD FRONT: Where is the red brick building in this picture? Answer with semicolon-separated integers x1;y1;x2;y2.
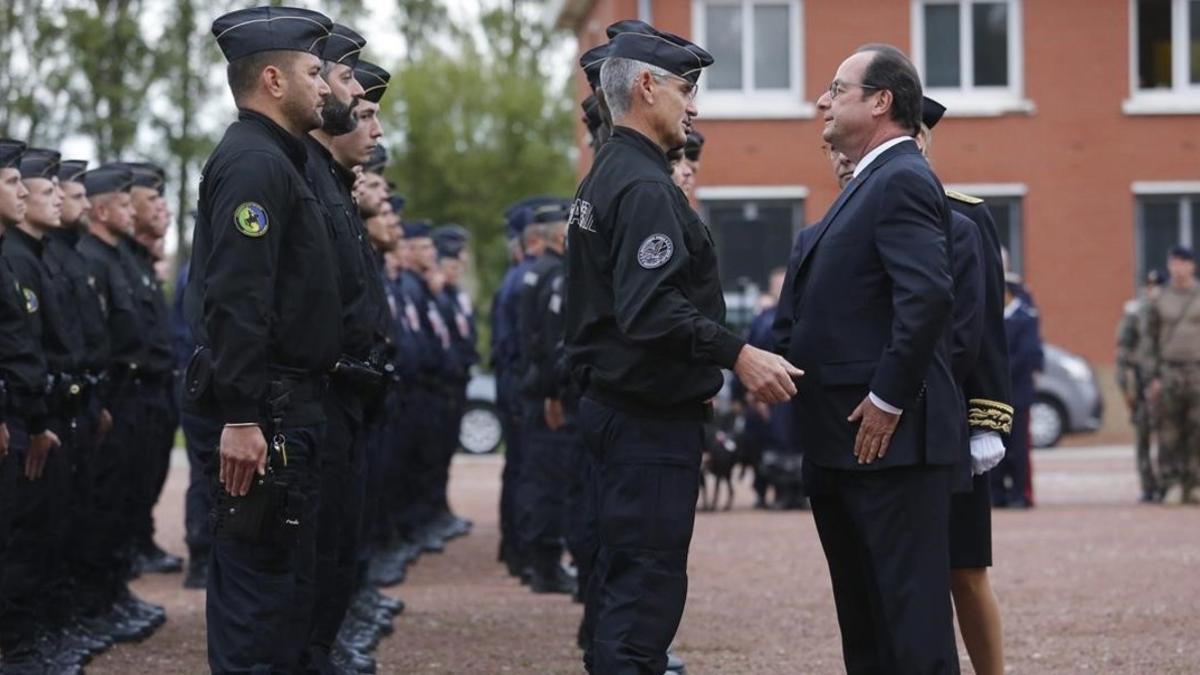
555;0;1200;382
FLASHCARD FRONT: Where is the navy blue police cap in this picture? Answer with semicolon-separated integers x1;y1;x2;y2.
684;129;705;161
0;139;26;169
82;163;133;197
505;196;563;238
323;24;365;69
604;22;714;83
212;6;332;63
403;219;432;239
922;96;947;130
433;225;469;257
433;223;469;243
580;43;609;91
18;148;60;179
531;202;571;225
354;60;391;104
363;144;387;175
58;160;89;184
125;161;165;192
1169;245;1195;262
388;195;406;213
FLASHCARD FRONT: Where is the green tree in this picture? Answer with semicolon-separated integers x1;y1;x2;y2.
381;1;576;360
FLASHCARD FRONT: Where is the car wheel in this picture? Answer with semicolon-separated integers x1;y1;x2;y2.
459;401;503;455
1030;396;1066;449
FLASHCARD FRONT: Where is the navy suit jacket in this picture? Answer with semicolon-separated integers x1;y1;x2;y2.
773;141;965;470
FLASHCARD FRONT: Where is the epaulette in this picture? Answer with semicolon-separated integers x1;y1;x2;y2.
946;189;984;205
968;399;1014;434
1123;299;1140;315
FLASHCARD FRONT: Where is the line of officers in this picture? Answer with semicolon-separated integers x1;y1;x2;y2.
0;8;483;675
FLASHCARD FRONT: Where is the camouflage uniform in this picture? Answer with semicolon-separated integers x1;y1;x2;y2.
1146;284;1200;502
1115;297;1159;498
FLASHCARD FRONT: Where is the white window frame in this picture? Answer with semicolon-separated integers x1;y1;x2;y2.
1133;185;1200;280
945;183;1026;271
692;0;814;119
911;0;1034;117
1124;0;1200;114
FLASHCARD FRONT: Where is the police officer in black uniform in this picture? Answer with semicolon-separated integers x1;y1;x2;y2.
299;23;398;674
119;161;185;577
46;157;124;657
565;25;801;673
77;163;167;643
0;139;64;673
183;7;342;672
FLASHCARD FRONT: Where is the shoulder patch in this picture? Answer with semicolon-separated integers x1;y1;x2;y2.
22;287;38;313
233;202;270;237
946;189;984;205
523;270;539;287
636;233;674;270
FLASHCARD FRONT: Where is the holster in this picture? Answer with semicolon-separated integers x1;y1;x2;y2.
330;355;386;397
212;432;305;548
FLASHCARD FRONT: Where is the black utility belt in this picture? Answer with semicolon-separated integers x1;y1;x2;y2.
109;364;172;386
584;385;714;422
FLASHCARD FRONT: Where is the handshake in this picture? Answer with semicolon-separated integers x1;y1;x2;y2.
733;345;804;404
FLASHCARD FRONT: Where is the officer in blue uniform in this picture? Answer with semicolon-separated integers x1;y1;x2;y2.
184;8;343;672
492;198;554;577
996;280;1043;508
514;203;578;595
431;224;478;533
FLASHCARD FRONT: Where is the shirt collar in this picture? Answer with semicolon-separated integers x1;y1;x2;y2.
1004;297;1022;319
611;126;670;176
238;108;308;169
852;136;914;179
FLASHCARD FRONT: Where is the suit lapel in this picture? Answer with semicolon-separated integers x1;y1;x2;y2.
794;141;920;277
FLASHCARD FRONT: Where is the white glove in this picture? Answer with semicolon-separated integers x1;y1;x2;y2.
970;432;1006;476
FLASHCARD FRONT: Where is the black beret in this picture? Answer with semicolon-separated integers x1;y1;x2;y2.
580;43;609;92
323;24;365;69
125;161;165;192
82;163;133;197
606;19;654;39
58;160;89;183
605;23;714;83
388;195;406;213
1169;245;1195;262
18;148;60;179
581;94;604;130
684;129;705;161
363;144;387;174
922;96;947;130
354;60;391;103
0;139;25;169
212;6;332;63
403;219;432;239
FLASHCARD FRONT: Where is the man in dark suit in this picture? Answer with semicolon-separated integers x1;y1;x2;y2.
773;44;964;673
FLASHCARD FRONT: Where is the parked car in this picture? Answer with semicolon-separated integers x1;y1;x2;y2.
1031;344;1104;448
459;371;504;455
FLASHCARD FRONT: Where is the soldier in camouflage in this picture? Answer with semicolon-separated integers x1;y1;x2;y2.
1145;246;1200;504
1116;269;1164;502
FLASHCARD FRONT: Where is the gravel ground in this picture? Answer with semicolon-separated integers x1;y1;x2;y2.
88;445;1200;674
